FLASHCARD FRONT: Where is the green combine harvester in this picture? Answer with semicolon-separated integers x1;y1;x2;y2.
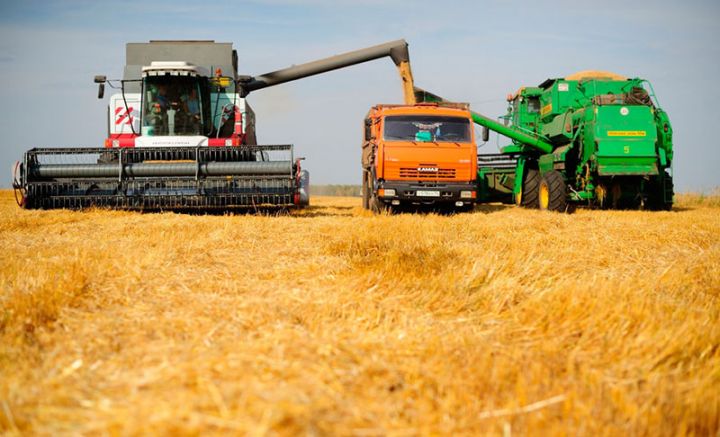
420;70;674;211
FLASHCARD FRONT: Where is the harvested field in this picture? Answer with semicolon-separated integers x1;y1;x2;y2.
1;190;718;435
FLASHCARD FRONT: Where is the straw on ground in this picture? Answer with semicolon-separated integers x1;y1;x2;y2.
1;191;718;435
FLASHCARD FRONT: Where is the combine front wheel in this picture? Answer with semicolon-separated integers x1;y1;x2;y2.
12;161;27;208
518;168;540;208
538;171;568;212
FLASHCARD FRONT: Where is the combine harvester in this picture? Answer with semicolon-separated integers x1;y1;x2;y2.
12;39;416;211
421;71;674;211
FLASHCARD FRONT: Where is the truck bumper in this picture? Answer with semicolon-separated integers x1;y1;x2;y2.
377;181;477;206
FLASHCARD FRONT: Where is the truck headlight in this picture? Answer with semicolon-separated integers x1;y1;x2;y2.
460;190;475;199
381;188;396;197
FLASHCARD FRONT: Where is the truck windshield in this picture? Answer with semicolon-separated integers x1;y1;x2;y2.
141;76;204;136
384;115;471;142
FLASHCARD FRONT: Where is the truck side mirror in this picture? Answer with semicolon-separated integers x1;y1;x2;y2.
482;126;489;142
94;75;106;99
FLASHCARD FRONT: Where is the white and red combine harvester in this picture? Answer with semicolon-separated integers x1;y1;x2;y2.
11;39;412;211
12;40;307;210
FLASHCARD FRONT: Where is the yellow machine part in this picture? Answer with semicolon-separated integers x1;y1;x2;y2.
397;61;416;106
539;183;550;210
565;70;628;81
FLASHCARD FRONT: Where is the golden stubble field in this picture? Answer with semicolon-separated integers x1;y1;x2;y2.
1;190;718;435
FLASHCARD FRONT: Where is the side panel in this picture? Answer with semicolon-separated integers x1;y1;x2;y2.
209;93;254;139
109;93;141;135
594;105;658;175
243;100;257;145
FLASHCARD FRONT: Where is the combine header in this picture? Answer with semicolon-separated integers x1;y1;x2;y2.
15;146;296;210
13;39;415;211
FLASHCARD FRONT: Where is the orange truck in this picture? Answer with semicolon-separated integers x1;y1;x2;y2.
361;102;479;212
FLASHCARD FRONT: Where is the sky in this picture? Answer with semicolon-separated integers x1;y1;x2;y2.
0;0;719;191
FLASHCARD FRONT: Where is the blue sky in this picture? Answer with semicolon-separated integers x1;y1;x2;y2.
1;0;718;191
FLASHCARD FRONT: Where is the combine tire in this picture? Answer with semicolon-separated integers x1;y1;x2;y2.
517;168;540;208
538;171;568;212
644;176;673;211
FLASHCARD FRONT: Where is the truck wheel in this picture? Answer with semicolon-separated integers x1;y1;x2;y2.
538;171;568;212
370;194;388;214
362;171;370;210
457;203;475;213
519;168;540;208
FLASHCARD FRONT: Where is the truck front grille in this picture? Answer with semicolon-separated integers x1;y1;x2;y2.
399;167;457;179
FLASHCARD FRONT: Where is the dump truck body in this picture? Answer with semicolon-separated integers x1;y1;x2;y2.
362;103;478;211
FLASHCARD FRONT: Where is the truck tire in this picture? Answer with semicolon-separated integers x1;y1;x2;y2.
538;170;568;212
362;170;370;210
370;195;387;214
517;168;540;208
456;203;475;213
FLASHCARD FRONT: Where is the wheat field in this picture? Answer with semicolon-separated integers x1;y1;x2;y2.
0;190;718;435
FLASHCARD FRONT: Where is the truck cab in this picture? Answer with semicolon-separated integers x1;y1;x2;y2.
362;103;478;212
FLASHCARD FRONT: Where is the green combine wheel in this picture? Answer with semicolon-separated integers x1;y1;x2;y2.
517;168;540;208
643;176;674;211
538;171;568;212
